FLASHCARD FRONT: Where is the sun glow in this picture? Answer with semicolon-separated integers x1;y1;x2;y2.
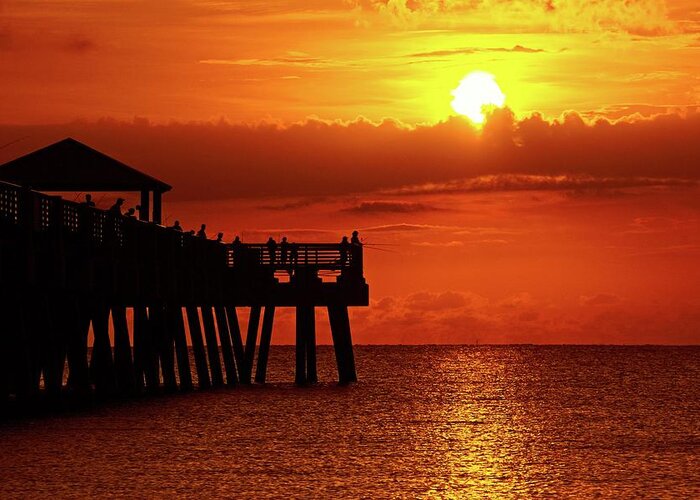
450;71;506;124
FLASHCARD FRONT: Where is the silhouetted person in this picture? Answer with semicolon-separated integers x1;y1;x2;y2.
232;235;243;264
187;229;195;236
280;236;289;264
197;224;207;239
82;194;96;207
266;237;277;265
109;198;125;216
170;220;183;232
289;242;298;266
216;232;224;243
351;230;361;246
339;235;350;266
125;207;136;217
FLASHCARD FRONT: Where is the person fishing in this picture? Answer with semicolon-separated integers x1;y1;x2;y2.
280;236;289;265
266;237;277;265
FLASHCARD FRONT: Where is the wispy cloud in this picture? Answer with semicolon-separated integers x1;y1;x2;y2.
341;200;443;214
407;45;545;58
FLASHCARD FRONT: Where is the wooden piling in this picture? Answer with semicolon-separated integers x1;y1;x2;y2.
111;305;136;393
225;306;247;382
185;305;210;389
90;302;117;395
201;306;224;386
242;306;261;384
169;306;193;391
214;306;237;386
66;298;91;395
304;307;317;384
295;306;309;385
134;306;159;393
151;304;178;392
254;306;275;384
328;304;358;384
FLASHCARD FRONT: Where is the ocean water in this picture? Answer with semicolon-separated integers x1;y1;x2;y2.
1;345;699;498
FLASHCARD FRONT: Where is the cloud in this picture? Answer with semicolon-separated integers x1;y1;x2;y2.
200;52;346;69
361;223;457;232
579;293;621;306
382;174;697;197
350;290;700;344
1;109;699;202
351;0;676;36
407;45;545;58
341;200;442;213
64;35;96;53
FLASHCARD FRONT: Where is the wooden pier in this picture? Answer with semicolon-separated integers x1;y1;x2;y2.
0;139;368;409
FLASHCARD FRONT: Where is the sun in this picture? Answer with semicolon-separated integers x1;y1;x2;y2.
450;71;506;124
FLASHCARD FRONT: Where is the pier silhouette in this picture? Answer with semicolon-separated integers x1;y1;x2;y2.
0;138;368;410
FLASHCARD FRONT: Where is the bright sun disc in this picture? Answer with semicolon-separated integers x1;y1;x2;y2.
450;71;506;124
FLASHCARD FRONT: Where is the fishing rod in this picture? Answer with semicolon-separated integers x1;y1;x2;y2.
0;136;29;150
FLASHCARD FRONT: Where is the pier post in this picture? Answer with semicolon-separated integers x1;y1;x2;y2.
242;306;261;384
201;306;224;386
151;304;177;392
328;304;357;384
66;298;91;395
185;306;210;389
90;302;117;395
254;306;276;384
294;306;308;385
225;306;247;382
134;306;159;393
43;296;67;400
111;305;136;394
214;306;237;386
169;306;193;391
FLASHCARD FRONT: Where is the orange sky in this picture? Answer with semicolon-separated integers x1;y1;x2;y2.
2;0;700;344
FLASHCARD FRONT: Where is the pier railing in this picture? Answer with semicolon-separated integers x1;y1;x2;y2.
0;178;366;404
0;180;366;300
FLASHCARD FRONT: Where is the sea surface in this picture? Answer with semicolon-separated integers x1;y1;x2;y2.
1;345;699;498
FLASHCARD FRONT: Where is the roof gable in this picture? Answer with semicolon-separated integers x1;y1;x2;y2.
0;138;171;192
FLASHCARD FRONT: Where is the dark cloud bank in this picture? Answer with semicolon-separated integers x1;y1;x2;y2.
1;109;698;201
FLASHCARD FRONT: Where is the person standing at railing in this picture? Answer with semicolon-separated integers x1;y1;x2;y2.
125;208;136;217
339;236;350;266
196;224;207;239
280;237;289;265
290;242;298;266
216;232;224;243
266;237;277;265
82;194;96;207
109;198;125;216
170;220;183;231
231;235;243;266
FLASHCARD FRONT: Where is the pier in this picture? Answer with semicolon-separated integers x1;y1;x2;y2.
0;138;368;409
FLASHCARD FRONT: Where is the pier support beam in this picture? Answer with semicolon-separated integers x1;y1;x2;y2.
112;305;136;394
66;298;90;395
328;304;357;385
134;306;159;393
201;306;223;386
242;306;261;384
295;305;316;385
254;306;276;384
151;305;177;393
185;306;210;389
90;302;116;396
169;306;193;391
225;306;247;382
214;306;237;386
